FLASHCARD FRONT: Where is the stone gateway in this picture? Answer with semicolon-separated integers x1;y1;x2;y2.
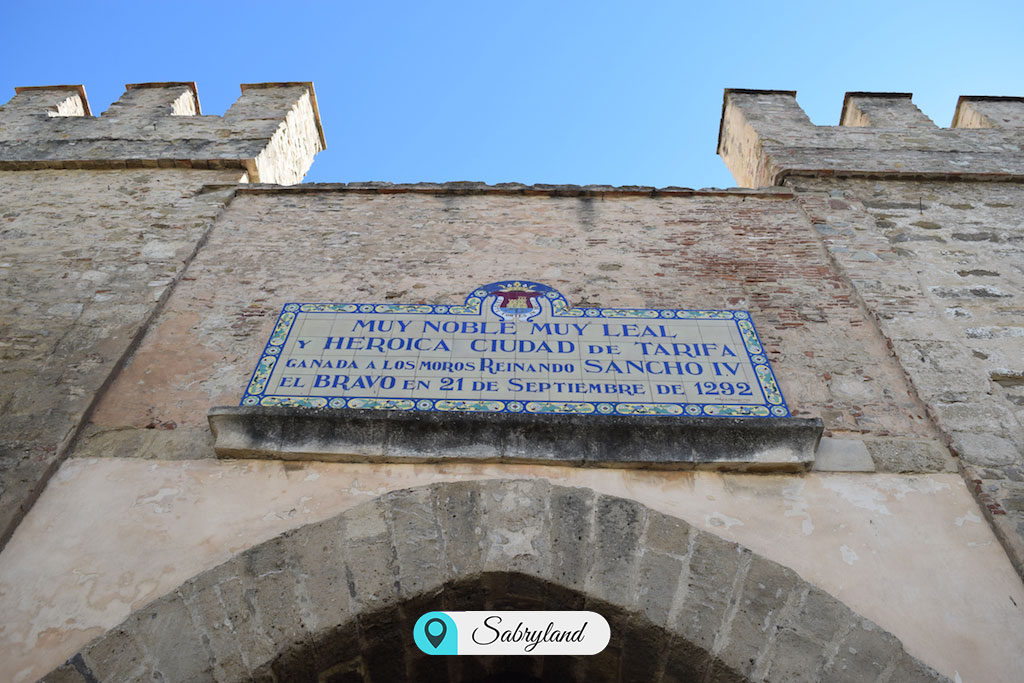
0;82;1021;682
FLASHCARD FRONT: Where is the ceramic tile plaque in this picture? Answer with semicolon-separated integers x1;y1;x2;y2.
241;281;790;418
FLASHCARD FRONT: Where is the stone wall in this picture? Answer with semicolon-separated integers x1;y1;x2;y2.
78;185;946;475
2;82;1023;683
0;82;325;184
789;177;1024;574
0;82;323;547
0;168;241;545
719;89;1024;575
718;90;1024;186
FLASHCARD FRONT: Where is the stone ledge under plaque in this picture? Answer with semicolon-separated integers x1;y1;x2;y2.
208;406;823;472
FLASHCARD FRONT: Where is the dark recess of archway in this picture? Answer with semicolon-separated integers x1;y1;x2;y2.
258;571;742;683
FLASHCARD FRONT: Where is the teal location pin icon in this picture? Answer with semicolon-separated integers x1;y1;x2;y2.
425;618;446;648
414;611;457;655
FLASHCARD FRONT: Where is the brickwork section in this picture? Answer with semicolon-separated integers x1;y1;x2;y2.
787;176;1024;575
0;82;324;184
0;169;242;546
41;480;946;682
719;90;1024;187
78;189;946;470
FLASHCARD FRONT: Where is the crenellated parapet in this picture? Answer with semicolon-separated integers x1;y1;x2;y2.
718;89;1024;187
0;81;325;184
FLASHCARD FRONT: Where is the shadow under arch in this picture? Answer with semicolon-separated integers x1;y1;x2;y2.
46;478;945;682
268;570;739;682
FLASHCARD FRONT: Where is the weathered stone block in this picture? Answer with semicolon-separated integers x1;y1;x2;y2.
891;340;993;401
177;562;259;681
950;431;1020;467
585;494;647;607
339;499;400;611
284;517;352;633
547;485;596;589
435;480;486;578
115;592;214;682
385;486;447;596
240;538;313;661
812;436;876;472
635;549;685;626
205;570;279;668
765;629;827;682
715;555;801;678
476;479;552;576
78;627;151;683
674;532;749;654
643;509;695;556
779;587;847;645
864;437;956;473
934;401;1020;438
825;619;900;681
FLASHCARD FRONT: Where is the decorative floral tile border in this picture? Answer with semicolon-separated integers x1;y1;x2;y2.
241;280;790;418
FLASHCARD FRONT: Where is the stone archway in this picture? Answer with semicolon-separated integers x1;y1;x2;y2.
46;479;945;682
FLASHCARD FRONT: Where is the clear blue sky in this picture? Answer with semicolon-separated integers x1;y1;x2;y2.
2;1;1022;188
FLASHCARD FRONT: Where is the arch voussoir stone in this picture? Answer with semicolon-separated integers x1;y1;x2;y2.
473;478;555;577
547;483;597;591
761;586;847;681
338;496;400;613
672;523;752;663
384;485;447;598
44;478;948;683
584;493;649;608
434;478;488;578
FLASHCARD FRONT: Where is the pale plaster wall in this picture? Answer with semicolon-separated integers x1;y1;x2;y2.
0;459;1019;683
